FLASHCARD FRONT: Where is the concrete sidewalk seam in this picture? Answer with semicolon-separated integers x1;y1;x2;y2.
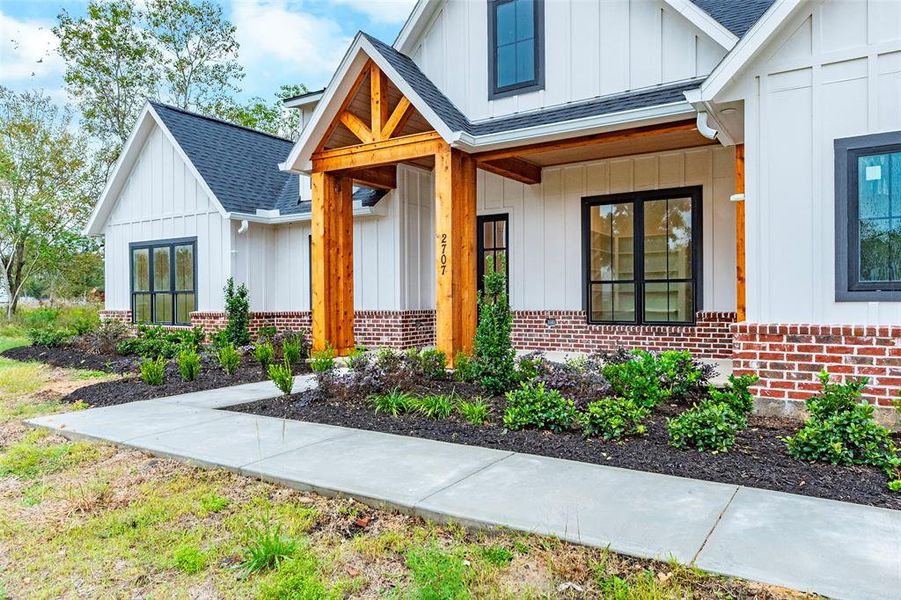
412;452;515;508
236;428;359;469
691;484;740;565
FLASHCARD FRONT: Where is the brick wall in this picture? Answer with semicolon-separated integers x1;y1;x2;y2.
511;311;736;359
355;310;436;348
733;323;901;407
99;310;131;323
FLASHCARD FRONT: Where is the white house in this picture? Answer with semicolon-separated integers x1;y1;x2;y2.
86;0;901;413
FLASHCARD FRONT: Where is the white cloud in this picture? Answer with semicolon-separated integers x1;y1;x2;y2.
332;0;417;24
231;0;352;93
0;11;65;84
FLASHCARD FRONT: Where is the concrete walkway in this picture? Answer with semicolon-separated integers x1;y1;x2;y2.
27;375;901;600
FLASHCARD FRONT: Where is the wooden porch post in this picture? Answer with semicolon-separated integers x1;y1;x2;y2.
311;171;355;355
735;144;746;322
434;145;477;366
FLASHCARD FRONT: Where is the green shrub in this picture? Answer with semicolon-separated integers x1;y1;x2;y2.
69;312;100;335
217;343;241;375
254;341;275;373
282;336;302;365
223;277;250;346
23;308;59;329
369;389;416;416
889;479;901;493
413;348;447;379
346;346;369;370
26;327;70;348
515;354;542;383
453;352;477;382
115;324;203;359
656;350;704;398
257;325;277;341
668;401;745;452
709;374;758;415
602;350;668;409
176;347;201;382
239;515;297;575
310;344;336;373
416;394;456;419
471;255;516;395
458;398;491;425
583;398;649;440
503;381;578;433
268;360;295;396
173;544;207;574
139;357;166;386
785;371;900;478
375;346;403;371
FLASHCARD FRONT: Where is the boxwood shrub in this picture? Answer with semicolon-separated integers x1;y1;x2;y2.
503;381;578;433
583;397;649;441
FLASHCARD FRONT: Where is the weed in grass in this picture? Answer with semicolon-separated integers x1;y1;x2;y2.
478;545;513;567
369;389;416;416
0;430;98;479
256;552;332;600
0;578;7;600
416;394;456;420
406;544;470;600
351;530;408;560
173;543;207;574
0;358;47;396
21;483;48;507
200;492;229;513
457;398;490;425
239;513;298;575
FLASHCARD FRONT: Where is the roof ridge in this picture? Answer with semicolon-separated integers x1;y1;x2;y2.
148;100;294;144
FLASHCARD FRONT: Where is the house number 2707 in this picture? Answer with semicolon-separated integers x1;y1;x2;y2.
440;233;447;275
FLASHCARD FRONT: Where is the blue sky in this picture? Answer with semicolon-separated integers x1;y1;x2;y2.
0;0;416;104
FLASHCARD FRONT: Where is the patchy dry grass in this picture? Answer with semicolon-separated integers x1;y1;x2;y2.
0;336;814;599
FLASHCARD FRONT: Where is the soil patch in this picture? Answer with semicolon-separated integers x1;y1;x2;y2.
1;345;134;374
231;387;901;510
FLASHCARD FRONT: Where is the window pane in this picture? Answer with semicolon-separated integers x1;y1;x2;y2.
496;43;516;88
134;293;151;323
590;203;634;281
483;221;495;249
496;1;516;45
645;197;693;280
591;282;635;323
175;244;194;291
133;249;150;292
515;39;534;83
857;151;900;283
153;247;171;291
860;218;894;282
154;293;173;324
176;293;195;325
495;249;507;272
645;282;693;323
858;154;891;219
643;199;668;280
515;0;534;39
495;220;506;248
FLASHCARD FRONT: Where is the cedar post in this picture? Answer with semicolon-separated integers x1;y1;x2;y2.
434;145;477;366
735;143;746;322
311;171;355;355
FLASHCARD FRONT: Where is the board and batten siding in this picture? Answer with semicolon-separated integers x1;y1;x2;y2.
410;0;726;121
102;124;231;313
721;0;901;326
400;146;737;313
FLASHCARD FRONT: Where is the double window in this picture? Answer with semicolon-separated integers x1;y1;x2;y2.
835;132;901;301
582;187;702;325
489;0;544;98
131;238;197;325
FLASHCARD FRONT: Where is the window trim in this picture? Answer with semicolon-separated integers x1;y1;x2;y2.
477;213;510;294
129;237;198;326
834;131;901;302
581;186;704;326
488;0;545;100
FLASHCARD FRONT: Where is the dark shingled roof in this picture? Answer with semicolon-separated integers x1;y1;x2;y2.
690;0;776;38
363;34;699;138
150;102;384;215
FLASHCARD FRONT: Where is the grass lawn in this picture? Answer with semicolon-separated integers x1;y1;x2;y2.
0;336;812;599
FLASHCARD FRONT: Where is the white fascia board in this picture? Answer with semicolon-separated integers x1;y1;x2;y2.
283;92;323;109
394;0;438;54
695;0;803;102
452;101;696;154
662;0;738;50
226;203;386;225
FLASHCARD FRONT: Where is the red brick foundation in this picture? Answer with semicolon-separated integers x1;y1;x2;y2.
733;323;901;407
511;311;736;359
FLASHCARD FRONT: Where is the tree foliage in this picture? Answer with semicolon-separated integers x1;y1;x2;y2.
213;84;309;139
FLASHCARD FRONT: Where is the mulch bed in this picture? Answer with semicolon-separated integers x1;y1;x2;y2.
1;344;135;374
231;384;901;511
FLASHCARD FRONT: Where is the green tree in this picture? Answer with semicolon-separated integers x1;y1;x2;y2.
54;0;159;170
0;88;99;316
472;255;516;395
213;84;309;139
146;0;244;112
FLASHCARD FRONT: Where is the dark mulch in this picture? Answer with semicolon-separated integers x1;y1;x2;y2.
1;344;135;374
62;357;309;408
231;385;901;510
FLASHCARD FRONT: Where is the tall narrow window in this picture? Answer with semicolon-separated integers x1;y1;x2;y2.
477;214;509;293
835;132;901;301
489;0;544;99
130;238;197;325
583;187;702;325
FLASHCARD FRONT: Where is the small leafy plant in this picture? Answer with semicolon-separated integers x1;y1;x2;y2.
254;341;275;374
268;360;294;396
173;544;207;574
139;356;166;386
458;398;491;425
346;346;369;370
369;389;416;416
667;400;745;452
176;347;201;382
602;350;669;409
415;394;456;419
223;277;250;346
310;343;336;373
27;327;70;348
583;397;649;441
217;343;241;375
282;336;302;365
471;255;516;395
503;381;578;433
453;352;477;383
238;515;297;575
412;349;447;379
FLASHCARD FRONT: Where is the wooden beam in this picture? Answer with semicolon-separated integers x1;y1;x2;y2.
434;145;477;366
343;165;397;190
381;96;413;140
315;60;372;153
735;143;746;322
312;131;444;172
311;172;355;355
473;120;698;162
339;110;372;144
370;63;389;141
477;157;542;185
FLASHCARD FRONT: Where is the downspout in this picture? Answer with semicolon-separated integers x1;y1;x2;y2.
695;110;718;140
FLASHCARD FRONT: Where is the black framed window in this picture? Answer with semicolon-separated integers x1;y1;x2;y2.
835;131;901;301
488;0;544;99
582;187;702;325
477;214;509;293
130;238;197;325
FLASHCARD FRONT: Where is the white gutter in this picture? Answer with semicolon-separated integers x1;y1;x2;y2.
225;204;385;225
283;91;324;109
